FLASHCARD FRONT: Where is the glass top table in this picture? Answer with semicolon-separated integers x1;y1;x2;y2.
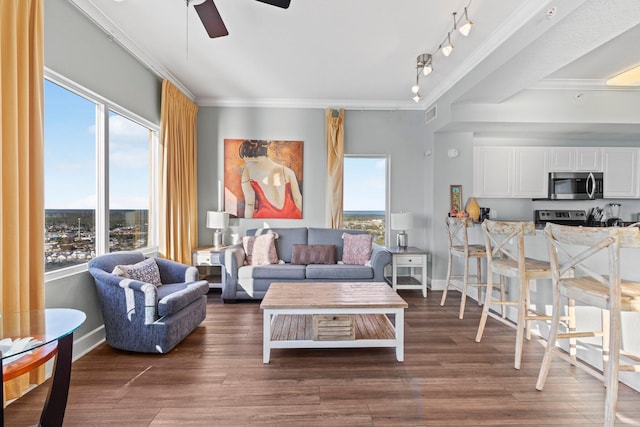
1;308;86;427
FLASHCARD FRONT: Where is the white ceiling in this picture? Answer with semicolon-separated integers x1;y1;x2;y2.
70;0;533;108
70;0;640;136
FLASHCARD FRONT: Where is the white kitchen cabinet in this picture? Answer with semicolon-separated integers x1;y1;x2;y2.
473;147;513;197
549;148;574;171
514;147;548;197
473;147;547;198
549;147;602;172
603;148;638;198
575;148;602;171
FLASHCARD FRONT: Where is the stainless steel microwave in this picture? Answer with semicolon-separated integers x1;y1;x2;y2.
548;172;603;200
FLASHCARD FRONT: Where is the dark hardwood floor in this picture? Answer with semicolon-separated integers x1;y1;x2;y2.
6;289;640;426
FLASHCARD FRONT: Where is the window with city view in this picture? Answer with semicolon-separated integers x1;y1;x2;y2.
342;156;388;245
44;78;157;273
108;110;152;253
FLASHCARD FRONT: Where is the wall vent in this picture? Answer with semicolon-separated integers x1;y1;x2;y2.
425;104;437;124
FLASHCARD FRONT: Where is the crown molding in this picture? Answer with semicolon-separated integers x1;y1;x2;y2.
68;0;195;100
195;97;424;110
533;78;640;91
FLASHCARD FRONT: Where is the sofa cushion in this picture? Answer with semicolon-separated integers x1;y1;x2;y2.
247;227;308;263
341;233;374;265
291;244;336;265
238;264;307;280
305;264;374;280
243;232;279;265
112;258;162;286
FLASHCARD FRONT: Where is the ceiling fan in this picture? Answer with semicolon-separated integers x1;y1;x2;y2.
191;0;291;39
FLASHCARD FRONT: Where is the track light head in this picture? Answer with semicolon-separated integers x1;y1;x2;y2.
442;33;453;57
413;94;421;103
459;7;473;36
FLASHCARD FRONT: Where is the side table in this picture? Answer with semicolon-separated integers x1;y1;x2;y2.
192;246;227;289
1;308;86;427
385;246;429;298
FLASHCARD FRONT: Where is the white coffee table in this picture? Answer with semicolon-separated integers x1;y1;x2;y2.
260;282;408;363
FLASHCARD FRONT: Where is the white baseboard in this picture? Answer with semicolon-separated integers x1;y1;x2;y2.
72;325;105;361
430;279;445;291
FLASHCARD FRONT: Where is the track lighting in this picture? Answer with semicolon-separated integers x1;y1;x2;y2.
459;7;473;36
411;54;432;101
408;1;473;102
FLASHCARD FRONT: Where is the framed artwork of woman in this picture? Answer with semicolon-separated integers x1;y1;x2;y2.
224;139;303;219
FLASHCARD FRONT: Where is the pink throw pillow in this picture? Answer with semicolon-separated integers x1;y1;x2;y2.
243;233;278;266
242;235;256;265
342;233;374;265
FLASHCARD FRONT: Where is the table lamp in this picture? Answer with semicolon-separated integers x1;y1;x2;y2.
391;212;413;248
206;211;229;249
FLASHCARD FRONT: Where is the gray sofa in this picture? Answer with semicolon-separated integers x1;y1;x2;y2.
219;227;392;301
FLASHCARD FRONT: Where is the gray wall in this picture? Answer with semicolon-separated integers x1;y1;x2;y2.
45;0;161;124
196;107;427;249
44;0;162;355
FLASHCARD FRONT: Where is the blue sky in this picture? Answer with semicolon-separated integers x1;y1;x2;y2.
44;80;150;210
343;157;386;211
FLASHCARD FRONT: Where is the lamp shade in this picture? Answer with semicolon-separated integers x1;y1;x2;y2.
206;211;229;229
391;213;413;231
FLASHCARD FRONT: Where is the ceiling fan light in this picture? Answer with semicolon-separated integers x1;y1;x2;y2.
606;64;640;86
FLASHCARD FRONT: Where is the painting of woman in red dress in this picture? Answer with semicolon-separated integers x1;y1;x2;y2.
224;139;303;219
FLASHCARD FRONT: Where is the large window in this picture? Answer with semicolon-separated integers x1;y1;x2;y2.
342;156;388;245
44;76;158;274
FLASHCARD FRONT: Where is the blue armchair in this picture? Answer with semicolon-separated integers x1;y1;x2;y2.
88;251;209;353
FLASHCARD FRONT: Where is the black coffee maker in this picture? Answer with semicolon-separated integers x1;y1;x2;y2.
479;207;490;222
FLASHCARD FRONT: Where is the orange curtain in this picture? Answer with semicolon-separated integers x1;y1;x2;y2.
159;79;199;264
0;0;46;402
326;109;344;228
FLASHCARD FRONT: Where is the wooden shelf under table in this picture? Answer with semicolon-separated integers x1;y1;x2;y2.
270;313;396;341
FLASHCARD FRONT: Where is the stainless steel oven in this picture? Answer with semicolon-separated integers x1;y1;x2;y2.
548;172;603;200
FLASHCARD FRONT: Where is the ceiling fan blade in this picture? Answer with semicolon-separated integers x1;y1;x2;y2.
194;0;228;38
255;0;291;9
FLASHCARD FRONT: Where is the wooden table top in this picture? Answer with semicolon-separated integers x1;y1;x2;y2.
260;282;408;310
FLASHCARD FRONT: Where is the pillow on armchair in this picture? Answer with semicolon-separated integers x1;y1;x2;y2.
112;257;162;286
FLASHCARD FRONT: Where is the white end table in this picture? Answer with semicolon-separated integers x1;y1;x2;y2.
192;246;227;289
385;246;429;298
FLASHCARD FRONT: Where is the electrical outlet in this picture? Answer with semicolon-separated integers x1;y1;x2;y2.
490;209;497;219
